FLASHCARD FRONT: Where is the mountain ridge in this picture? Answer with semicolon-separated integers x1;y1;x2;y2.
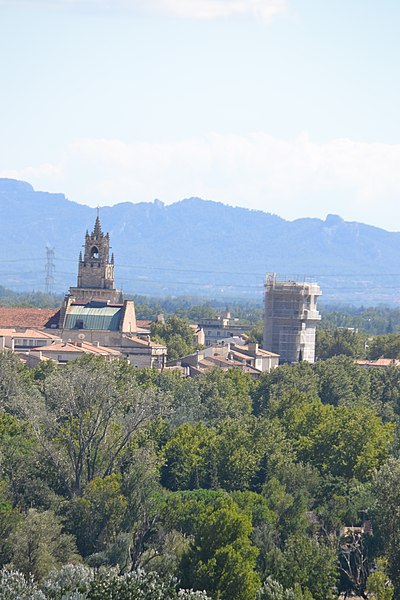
0;178;399;304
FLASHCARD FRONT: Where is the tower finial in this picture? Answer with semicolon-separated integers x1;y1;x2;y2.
93;207;102;237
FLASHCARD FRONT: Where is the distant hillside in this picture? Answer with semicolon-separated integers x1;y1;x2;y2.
1;178;399;304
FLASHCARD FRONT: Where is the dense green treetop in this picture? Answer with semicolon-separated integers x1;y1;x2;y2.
0;347;400;598
151;316;198;360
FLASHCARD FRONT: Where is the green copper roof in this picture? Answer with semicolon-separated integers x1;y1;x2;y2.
65;305;122;331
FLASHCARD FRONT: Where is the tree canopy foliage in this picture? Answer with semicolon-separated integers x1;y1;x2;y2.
151;316;198;360
1;337;400;598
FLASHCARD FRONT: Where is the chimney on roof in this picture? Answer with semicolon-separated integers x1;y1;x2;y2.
248;343;259;354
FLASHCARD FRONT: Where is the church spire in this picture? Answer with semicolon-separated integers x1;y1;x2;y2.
93;212;102;238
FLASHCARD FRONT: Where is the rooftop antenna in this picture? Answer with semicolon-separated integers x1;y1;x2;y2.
45;245;55;294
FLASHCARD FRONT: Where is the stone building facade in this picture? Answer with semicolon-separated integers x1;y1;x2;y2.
198;313;249;346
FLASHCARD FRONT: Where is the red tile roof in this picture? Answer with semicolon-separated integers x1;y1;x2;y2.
0;307;60;328
0;328;60;340
136;319;152;329
126;335;166;349
30;340;120;356
355;358;400;367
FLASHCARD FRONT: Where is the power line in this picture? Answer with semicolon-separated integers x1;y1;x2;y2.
3;256;400;279
4;271;400;291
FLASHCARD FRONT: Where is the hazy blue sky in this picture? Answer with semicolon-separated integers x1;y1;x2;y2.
1;0;400;229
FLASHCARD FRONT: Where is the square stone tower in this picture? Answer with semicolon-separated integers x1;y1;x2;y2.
263;273;321;364
68;215;122;304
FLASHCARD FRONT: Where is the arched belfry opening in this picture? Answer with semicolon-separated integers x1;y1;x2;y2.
90;246;99;260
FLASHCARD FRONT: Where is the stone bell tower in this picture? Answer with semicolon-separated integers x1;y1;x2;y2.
68;214;122;304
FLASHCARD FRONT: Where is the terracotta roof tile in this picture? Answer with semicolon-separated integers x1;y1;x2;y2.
355;358;400;367
0;328;60;339
0;307;60;328
30;340;120;356
231;350;253;360
233;344;279;358
136;319;152;329
124;335;166;349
